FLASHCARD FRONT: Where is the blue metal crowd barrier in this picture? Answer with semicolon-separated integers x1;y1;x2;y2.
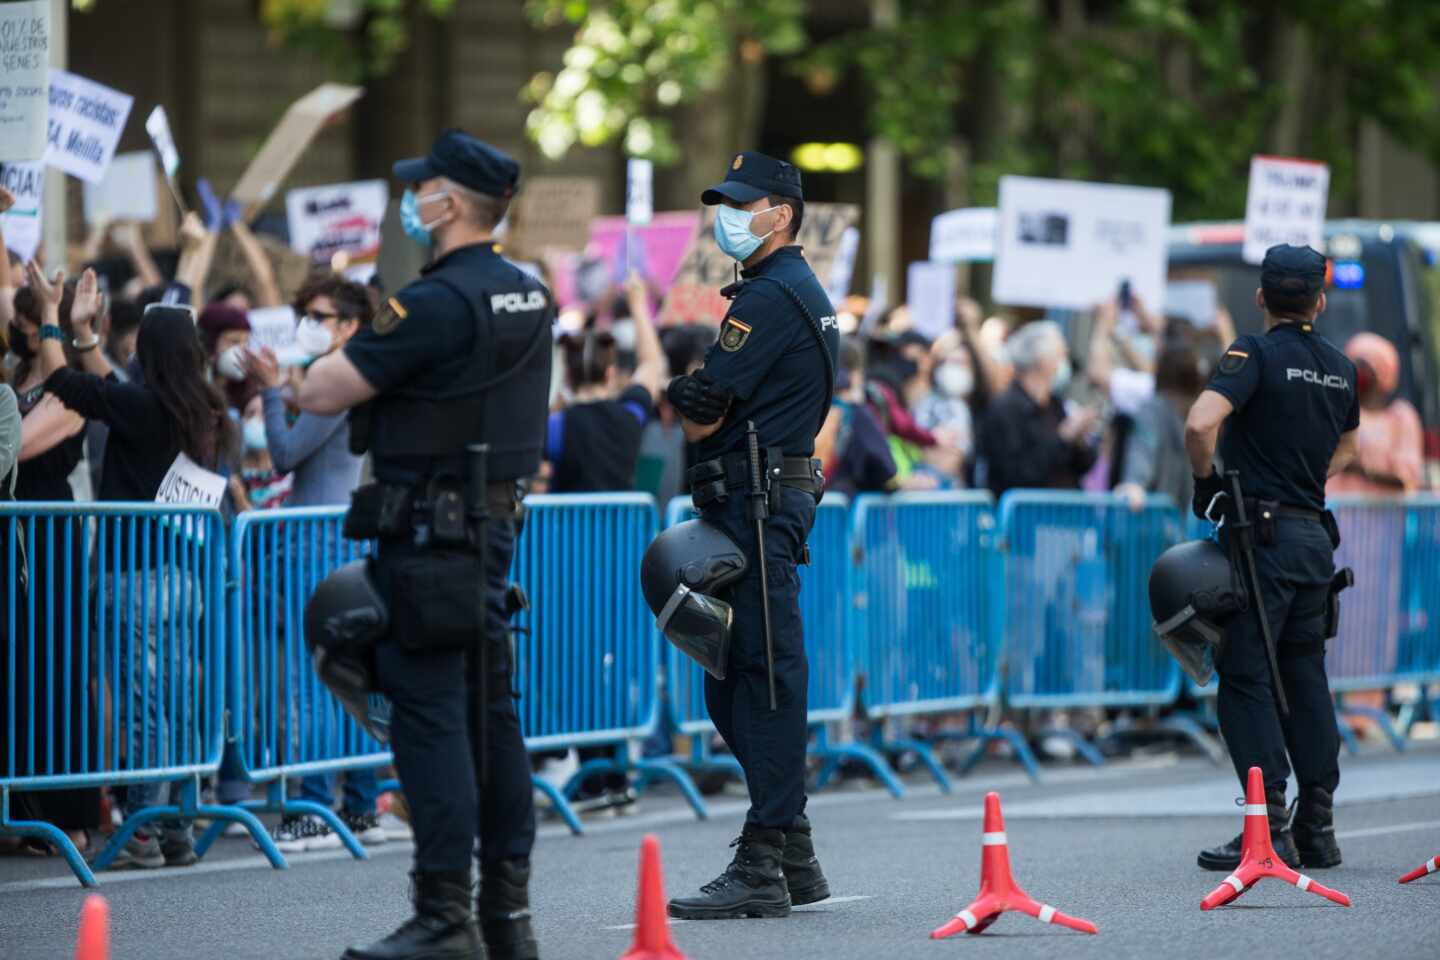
0;504;274;886
511;494;702;832
195;507;379;862
662;494;901;801
998;492;1204;769
850;492;1007;788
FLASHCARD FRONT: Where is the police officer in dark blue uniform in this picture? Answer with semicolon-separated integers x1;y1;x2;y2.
663;151;838;920
1183;244;1359;874
298;130;552;960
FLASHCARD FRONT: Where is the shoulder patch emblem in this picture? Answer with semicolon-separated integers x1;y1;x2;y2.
719;316;752;352
373;297;407;336
1218;349;1248;375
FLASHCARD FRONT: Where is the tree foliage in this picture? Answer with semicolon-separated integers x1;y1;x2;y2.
257;0;456;79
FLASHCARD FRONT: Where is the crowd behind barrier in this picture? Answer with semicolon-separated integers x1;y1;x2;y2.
3;492;1439;886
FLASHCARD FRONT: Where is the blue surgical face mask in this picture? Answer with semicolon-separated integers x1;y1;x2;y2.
243;417;268;453
713;204;778;262
400;189;448;247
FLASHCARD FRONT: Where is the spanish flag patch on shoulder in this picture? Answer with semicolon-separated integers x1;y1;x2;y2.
1218;349;1248;374
373;297;407;336
719;316;752;352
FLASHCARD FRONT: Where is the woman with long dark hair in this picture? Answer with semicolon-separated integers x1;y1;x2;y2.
42;286;234;870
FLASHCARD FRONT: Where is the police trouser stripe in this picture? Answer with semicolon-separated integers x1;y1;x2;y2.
1223;874;1245;893
1038;905;1056;924
957;909;978;930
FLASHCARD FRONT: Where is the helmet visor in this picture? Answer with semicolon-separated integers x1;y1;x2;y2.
1155;616;1225;687
657;585;733;680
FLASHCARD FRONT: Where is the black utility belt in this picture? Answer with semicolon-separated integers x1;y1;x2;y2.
688;452;823;510
1242;498;1339;549
343;480;518;545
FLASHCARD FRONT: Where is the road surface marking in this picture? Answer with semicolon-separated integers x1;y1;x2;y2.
602;895;873;931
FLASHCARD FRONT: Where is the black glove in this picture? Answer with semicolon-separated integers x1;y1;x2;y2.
666;370;732;425
1192;468;1225;521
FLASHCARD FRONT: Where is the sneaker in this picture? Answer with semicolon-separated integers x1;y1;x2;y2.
271;814;342;853
105;832;165;870
341;810;389;846
161;832;198;867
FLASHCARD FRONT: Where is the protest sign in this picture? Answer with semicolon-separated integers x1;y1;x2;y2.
247;305;304;366
825;226;860;305
231;83;362;213
930;207;997;263
82;151;157;224
1165;280;1218;329
509;176;600;256
43;69;132;183
286;179;387;274
1242;155;1328;265
0;160;41;259
156;452;226;508
660;202;860;325
145;105;179;177
587;211;699;296
0;2;48;162
992;176;1171;311
906;261;957;340
626;158;653;226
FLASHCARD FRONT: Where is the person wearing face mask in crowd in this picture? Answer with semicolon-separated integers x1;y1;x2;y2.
975;320;1099;498
198;302;257;415
1325;332;1423;495
913;331;980;484
229;392;293;513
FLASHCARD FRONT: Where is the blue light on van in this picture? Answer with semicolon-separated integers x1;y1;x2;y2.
1333;261;1365;289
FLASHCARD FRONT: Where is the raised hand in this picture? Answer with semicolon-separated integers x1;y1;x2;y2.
70;268;101;330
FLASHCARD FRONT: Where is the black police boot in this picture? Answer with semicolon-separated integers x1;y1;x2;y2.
783;813;830;906
668;824;791;920
342;872;482;960
478;858;540;960
1292;786;1342;869
1197;788;1300;872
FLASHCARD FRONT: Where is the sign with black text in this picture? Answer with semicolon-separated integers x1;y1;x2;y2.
0;160;42;259
1242;155;1328;265
0;2;49;162
285;179;387;275
43;69;132;183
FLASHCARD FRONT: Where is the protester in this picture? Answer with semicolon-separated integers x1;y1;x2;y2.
1113;339;1207;511
198;302;256;414
229;393;292;512
820;338;897;497
242;273;383;850
635;323;714;504
1326;332;1424;495
42;299;236;870
85;297;143;494
976;320;1099;497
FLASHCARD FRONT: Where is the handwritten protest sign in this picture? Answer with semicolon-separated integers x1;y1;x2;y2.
1242;155;1328;265
587;212;699;293
659;203;859;325
509;176;600;256
43;69;133;183
0;161;42;259
83;151;158;224
246;305;304;366
286;179;387;275
231;83;362;214
0;2;48;162
156;452;225;508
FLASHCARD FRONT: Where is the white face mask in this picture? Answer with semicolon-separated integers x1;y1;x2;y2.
216;344;248;382
610;318;637;353
295;318;335;359
935;361;974;398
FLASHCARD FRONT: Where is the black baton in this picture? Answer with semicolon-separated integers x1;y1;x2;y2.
745;420;778;711
466;442;492;778
1226;471;1289;717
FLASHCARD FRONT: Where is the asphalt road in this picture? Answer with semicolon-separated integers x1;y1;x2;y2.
3;746;1439;960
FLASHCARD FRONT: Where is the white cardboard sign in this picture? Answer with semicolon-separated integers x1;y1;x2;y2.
43;68;133;183
145;105;179;178
930;207;997;263
992;176;1171;311
155;452;225;508
0;160;42;259
1165;280;1218;329
1242;155;1328;265
285;179;387;267
625;158;653;226
246;305;303;366
0;2;49;163
82;150;157;224
825;226;860;305
906;261;957;341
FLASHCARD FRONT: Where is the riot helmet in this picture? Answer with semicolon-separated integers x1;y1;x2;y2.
640;519;748;680
1149;538;1245;686
303;558;393;743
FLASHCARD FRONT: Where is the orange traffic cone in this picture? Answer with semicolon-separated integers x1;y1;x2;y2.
930;791;1098;938
1398;855;1439;884
1201;767;1351;910
75;894;109;960
620;834;687;960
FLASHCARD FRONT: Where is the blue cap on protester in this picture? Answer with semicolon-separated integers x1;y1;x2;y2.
393;129;519;199
700;151;803;205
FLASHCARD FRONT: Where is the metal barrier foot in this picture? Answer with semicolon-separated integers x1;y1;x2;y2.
1038;728;1105;767
1154;715;1226;766
1335;709;1362;755
1337;705;1406;752
194;799;267;858
88;804;169;871
532;776;584;836
279;800;367;861
0;819;98;887
200;804;289;869
959;728;1042;783
633;758;709;820
813;742;905;798
875;736;952;793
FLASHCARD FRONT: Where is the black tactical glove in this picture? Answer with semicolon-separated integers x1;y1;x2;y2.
1192;468;1225;521
667;370;733;425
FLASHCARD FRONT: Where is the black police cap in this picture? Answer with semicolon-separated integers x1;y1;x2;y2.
1260;243;1326;296
701;151;803;205
393;129;519;199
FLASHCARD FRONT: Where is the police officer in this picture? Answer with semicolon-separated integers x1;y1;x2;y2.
1183;243;1358;874
663;151;838;920
298;130;552;960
